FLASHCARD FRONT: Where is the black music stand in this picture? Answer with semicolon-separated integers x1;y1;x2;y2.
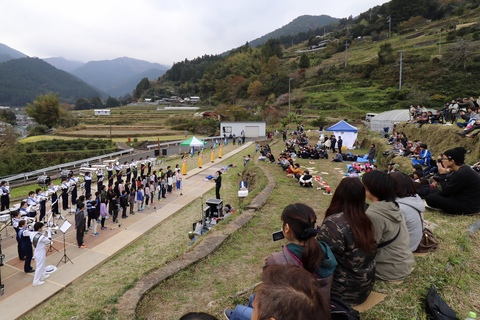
0;235;5;295
57;221;73;266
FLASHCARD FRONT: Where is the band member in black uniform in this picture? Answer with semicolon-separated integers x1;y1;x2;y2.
96;167;104;193
146;156;152;176
139;158;145;177
26;191;39;218
125;161;132;183
131;159;138;181
35;188;47;222
84;171;92;196
107;163;114;186
48;181;59;215
61;178;69;211
69;172;79;206
115;162;123;183
0;180;10;211
18;220;34;272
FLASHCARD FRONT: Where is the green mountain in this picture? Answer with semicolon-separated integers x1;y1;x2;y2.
0;57;102;106
248;15;339;48
152;0;480;121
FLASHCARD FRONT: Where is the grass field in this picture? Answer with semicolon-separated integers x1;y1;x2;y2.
21;132;480;320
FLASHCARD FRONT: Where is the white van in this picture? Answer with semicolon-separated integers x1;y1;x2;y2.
365;113;378;122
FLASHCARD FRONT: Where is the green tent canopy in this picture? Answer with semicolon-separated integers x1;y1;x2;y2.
180;136;206;147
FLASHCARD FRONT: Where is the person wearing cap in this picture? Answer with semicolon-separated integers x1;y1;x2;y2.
425;147;480;214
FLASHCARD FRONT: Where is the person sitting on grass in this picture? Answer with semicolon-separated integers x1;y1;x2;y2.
224;203;337;320
299;170;313;188
286;163;303;179
317;177;377;306
389;172;425;252
362;170;414;282
425;147;480;215
411;144;431;166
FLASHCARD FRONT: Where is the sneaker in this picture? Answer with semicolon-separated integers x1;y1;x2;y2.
92;232;99;236
88;226;92;229
224;308;233;319
41;274;50;280
25;269;35;273
101;227;107;230
33;281;45;286
79;244;87;249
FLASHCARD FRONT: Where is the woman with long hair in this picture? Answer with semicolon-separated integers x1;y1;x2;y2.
389;172;425;252
225;203;337;320
362;170;414;281
317;177;376;305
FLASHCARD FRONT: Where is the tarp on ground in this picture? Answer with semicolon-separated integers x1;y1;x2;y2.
325;120;358;149
180;136;206;147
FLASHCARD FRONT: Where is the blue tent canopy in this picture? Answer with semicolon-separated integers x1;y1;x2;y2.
326;120;358;132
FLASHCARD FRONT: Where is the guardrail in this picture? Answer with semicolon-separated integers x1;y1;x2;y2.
2;148;134;184
145;136;224;150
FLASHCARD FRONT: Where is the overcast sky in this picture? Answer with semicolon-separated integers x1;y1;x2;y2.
2;0;389;66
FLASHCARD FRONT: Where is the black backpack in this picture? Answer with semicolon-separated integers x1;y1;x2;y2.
426;285;459;320
330;297;360;320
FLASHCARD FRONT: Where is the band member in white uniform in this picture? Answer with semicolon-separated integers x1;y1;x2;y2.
1;180;10;211
84;171;92;196
61;178;69;211
26;191;39;218
115;162;123;183
30;222;52;286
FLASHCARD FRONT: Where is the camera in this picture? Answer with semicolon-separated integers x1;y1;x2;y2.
272;230;284;242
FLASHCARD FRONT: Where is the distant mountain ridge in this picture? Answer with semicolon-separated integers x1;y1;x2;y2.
248;14;339;47
70;57;169;97
43;57;85;73
0;43;27;63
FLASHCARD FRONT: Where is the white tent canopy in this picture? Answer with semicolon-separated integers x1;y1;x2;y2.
325;120;358;149
370;109;410;133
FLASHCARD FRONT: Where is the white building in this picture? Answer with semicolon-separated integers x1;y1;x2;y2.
220;122;266;138
94;109;111;116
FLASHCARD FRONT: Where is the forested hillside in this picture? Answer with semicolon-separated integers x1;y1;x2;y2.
139;0;480;123
0;57;102;106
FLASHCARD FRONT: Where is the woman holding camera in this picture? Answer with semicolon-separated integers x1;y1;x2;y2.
225;203;337;320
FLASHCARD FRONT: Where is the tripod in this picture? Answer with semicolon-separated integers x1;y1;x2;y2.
57;221;73;266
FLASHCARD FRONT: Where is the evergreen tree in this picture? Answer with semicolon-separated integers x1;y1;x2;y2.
299;53;311;69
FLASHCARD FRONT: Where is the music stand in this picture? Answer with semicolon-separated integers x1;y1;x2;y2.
57;221;73;266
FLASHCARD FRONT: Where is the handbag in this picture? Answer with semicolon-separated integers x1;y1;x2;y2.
425;285;459;320
414;210;439;253
415;227;439;253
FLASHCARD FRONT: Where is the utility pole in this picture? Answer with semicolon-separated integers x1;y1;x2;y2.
288;78;293;115
387;16;392;38
344;41;349;67
438;29;442;55
399;50;403;90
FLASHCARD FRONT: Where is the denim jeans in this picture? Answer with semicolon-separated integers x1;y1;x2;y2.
230;295;254;320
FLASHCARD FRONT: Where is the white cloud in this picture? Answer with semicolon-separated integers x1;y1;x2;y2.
0;0;389;65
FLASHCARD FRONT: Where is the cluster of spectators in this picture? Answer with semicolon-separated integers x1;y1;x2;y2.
225;168;435;319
